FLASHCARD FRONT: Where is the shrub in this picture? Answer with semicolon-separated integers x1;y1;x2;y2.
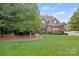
47;31;68;35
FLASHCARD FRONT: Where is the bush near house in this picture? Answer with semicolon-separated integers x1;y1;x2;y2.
40;31;68;35
47;31;68;35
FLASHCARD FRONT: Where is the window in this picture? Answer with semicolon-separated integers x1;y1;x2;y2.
53;20;56;24
42;21;45;24
57;27;59;30
53;27;59;31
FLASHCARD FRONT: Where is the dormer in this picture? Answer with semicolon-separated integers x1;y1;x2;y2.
52;20;57;24
53;20;57;24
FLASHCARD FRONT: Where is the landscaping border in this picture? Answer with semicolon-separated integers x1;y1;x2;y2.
0;35;43;42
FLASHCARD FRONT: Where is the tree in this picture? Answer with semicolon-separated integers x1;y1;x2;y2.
0;3;41;36
0;4;17;36
14;3;41;35
68;8;79;31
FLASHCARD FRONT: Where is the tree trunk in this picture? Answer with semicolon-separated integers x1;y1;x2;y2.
30;32;31;39
1;27;4;37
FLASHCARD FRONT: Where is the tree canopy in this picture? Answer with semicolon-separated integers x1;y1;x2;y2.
0;3;41;36
68;8;79;31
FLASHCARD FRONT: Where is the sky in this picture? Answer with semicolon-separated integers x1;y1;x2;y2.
37;3;79;23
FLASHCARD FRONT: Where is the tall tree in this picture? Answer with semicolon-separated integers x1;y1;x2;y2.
68;8;79;31
0;4;17;36
0;3;41;36
15;3;41;35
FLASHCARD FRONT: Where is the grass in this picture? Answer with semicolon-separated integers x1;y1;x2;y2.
0;35;79;56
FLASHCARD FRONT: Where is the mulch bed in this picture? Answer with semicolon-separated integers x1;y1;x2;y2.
0;34;40;41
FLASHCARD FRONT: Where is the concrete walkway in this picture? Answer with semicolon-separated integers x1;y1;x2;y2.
64;31;79;36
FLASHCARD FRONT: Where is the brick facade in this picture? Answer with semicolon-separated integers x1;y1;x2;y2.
41;16;65;32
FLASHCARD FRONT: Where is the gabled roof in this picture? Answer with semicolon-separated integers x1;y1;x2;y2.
41;15;55;22
41;15;63;26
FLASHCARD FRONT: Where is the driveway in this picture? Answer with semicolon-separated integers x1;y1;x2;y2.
64;31;79;36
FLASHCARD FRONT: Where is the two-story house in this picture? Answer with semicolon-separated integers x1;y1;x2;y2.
41;16;66;33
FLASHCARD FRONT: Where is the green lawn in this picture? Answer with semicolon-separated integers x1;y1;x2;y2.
0;35;79;56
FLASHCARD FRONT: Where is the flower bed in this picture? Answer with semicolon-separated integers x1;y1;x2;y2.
0;34;40;41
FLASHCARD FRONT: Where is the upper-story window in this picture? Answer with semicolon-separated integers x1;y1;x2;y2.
53;20;56;24
42;21;45;24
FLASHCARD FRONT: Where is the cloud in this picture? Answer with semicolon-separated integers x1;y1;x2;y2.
74;7;77;10
53;11;66;17
40;6;49;10
51;3;62;10
40;3;62;11
40;11;45;15
58;11;65;15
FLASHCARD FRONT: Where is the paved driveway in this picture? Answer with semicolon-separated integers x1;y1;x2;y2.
64;31;79;36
